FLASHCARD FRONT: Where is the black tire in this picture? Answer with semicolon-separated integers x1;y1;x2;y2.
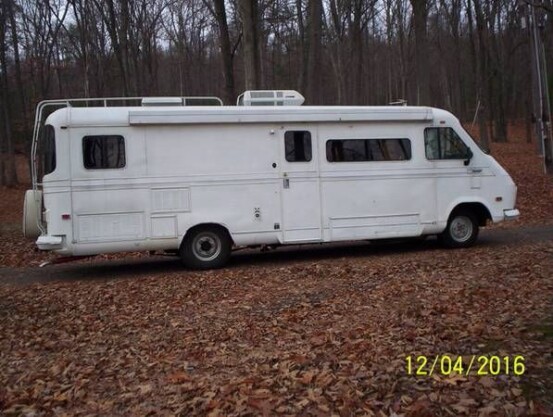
439;210;479;248
180;226;232;269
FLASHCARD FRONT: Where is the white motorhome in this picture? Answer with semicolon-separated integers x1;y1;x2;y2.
23;91;519;269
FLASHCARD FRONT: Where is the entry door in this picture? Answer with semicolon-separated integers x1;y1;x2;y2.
279;127;322;243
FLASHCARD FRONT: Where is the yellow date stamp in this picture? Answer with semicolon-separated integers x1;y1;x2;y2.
405;355;525;376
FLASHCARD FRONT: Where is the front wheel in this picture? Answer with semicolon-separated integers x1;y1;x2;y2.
180;226;232;269
439;210;479;248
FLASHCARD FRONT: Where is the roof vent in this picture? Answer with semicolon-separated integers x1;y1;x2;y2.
237;90;305;106
141;97;184;106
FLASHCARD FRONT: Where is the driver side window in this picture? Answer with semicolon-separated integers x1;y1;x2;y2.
424;127;469;160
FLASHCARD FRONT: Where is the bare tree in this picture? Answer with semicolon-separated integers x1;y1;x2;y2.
92;0;132;95
204;0;237;103
467;0;490;151
0;0;549;183
238;0;262;89
0;0;17;185
305;0;322;103
409;0;430;105
18;0;69;97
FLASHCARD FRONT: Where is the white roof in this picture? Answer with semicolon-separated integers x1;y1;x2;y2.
46;105;448;127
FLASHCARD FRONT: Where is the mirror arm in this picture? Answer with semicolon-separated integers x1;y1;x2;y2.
463;148;473;166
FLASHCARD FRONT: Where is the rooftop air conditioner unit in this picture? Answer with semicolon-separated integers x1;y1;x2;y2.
237;90;305;106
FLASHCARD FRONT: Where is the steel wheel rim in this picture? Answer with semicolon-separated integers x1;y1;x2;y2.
450;216;473;243
192;232;221;261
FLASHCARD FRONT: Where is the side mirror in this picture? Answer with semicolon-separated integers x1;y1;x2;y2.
463;148;473;166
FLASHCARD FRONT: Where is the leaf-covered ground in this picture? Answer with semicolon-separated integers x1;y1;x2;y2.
1;237;552;416
0;128;552;415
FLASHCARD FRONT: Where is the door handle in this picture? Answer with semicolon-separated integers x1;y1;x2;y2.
469;168;482;174
283;178;290;188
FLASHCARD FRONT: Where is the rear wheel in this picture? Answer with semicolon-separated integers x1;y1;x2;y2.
180;226;232;269
439;210;479;248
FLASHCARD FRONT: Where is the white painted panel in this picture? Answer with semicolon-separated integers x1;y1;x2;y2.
330;214;420;239
281;228;321;242
331;213;419;228
321;177;434;227
77;212;144;242
435;165;472;223
181;182;281;237
330;224;420;240
281;178;322;242
72;189;150;214
151;188;190;212
145;125;278;177
151;216;177;238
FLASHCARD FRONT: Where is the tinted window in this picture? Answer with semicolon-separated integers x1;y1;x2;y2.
326;139;411;162
83;135;126;169
38;125;56;177
285;131;312;162
424;128;469;160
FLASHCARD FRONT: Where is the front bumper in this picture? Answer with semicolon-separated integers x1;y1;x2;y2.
503;209;520;221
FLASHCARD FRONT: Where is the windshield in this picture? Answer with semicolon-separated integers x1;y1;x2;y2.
37;125;56;180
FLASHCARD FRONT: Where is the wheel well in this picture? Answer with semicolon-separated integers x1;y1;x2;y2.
450;203;492;227
179;223;233;250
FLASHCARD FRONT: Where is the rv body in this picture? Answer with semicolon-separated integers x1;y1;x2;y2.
24;95;519;268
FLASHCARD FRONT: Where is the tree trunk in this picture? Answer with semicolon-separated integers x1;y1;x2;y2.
351;1;364;104
212;0;236;104
95;0;130;96
296;0;308;95
238;0;261;90
0;1;17;186
469;0;490;152
526;98;533;144
306;0;323;103
489;13;507;142
409;0;430;105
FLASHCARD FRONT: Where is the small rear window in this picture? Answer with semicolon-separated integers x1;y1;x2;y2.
38;125;56;176
83;135;126;169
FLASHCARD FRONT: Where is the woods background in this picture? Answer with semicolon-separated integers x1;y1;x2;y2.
0;0;552;185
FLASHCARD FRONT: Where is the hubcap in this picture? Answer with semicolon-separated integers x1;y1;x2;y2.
192;232;221;261
450;216;473;242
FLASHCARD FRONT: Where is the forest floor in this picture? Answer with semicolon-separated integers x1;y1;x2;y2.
0;127;552;416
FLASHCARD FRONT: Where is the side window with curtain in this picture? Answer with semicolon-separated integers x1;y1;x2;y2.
326;139;411;162
424;128;470;160
284;131;312;162
83;135;126;169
